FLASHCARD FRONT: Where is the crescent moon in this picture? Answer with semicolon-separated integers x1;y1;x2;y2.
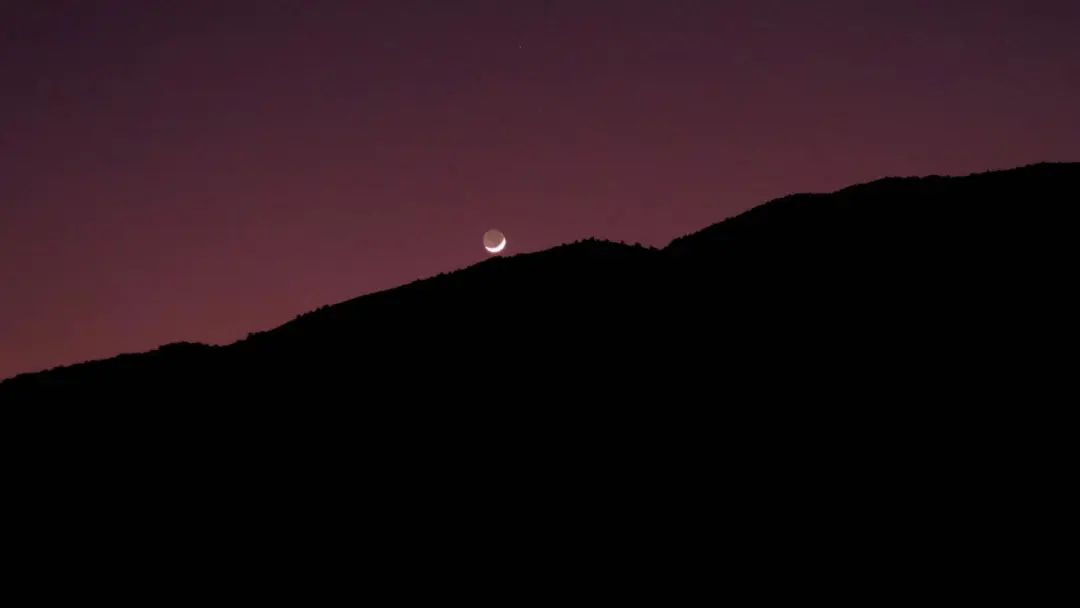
485;237;507;254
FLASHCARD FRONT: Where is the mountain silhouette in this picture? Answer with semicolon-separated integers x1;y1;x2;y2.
5;163;1074;587
3;162;1076;401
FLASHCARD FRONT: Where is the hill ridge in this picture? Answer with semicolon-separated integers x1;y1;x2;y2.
2;161;1078;389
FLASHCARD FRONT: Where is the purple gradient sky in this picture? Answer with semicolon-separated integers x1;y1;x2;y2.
2;0;1078;378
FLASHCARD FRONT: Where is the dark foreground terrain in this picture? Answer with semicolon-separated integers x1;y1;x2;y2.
3;164;1074;590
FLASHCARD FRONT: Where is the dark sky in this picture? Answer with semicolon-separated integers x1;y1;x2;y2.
2;0;1078;378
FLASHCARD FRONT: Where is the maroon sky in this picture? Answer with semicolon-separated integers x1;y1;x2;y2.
2;0;1078;379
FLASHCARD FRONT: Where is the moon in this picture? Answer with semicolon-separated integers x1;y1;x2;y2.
483;229;507;254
